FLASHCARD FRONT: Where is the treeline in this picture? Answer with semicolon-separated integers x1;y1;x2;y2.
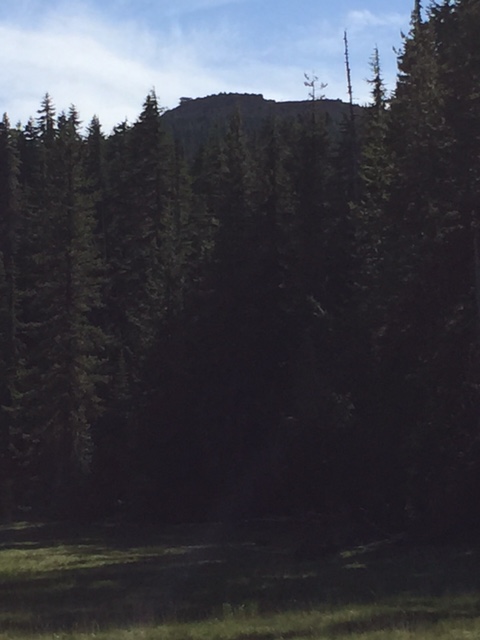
0;0;479;531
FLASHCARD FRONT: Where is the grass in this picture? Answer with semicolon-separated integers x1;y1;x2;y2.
1;519;480;639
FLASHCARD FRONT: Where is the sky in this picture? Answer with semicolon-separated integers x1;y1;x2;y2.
0;0;415;133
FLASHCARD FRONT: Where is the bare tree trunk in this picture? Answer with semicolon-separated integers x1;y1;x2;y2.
344;30;359;203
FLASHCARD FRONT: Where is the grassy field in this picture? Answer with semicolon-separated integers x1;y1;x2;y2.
0;519;480;639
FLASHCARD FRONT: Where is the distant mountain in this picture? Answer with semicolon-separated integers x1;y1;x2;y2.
161;93;363;158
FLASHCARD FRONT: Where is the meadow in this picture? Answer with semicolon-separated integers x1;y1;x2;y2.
0;519;480;639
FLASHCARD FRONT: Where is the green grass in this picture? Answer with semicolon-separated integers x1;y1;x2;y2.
1;520;480;639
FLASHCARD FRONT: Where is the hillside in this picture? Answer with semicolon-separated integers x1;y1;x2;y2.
161;92;362;157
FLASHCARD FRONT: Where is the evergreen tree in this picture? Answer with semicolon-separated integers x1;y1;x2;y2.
293;105;359;513
104;91;174;393
18;103;106;511
0;114;22;519
353;49;406;519
203;111;258;511
98;92;197;513
369;0;479;526
85;115;108;261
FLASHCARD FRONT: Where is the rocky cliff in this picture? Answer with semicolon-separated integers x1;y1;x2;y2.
161;93;363;158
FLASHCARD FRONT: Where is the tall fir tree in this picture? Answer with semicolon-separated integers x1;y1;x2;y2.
0;114;22;519
17;102;106;511
368;0;480;526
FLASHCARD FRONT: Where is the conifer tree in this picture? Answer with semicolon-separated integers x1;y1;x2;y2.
293;104;359;512
104;91;174;389
357;47;392;323
85;115;108;261
17;102;106;510
99;92;197;511
370;0;479;524
0;114;22;518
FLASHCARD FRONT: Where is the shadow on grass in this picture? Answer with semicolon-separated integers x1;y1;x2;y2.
1;521;480;634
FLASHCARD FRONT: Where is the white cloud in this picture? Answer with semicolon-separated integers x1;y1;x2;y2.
1;23;152;130
0;6;242;131
346;9;407;32
165;0;249;15
0;3;408;132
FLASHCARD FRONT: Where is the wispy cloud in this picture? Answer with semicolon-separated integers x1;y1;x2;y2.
164;0;251;16
0;3;409;131
2;23;153;129
342;9;408;98
345;9;408;35
346;9;408;33
0;6;241;130
260;8;407;104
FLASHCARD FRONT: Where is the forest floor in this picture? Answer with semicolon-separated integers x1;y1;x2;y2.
0;518;479;639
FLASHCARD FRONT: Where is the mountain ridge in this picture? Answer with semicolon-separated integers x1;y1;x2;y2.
161;92;363;157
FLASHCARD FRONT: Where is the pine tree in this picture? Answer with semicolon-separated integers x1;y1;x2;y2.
369;0;480;526
0;115;21;405
98;92;198;512
292;103;359;512
0;114;23;519
104;91;174;389
17;103;106;511
356;47;393;325
85;115;108;262
207;110;258;477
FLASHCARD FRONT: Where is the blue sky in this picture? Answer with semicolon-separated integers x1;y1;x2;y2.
1;0;415;132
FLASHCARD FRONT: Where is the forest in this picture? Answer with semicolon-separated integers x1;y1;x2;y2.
0;0;479;535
